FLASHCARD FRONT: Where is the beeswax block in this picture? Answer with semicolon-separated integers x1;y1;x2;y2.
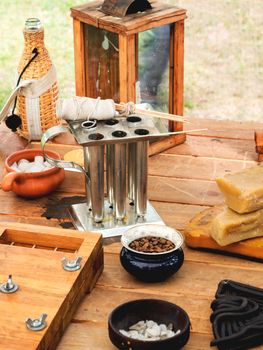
211;205;263;246
216;165;263;213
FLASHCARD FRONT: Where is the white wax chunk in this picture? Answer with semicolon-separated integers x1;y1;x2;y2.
18;158;29;165
34;155;44;164
11;162;22;172
43;161;53;168
26;163;45;173
18;161;32;172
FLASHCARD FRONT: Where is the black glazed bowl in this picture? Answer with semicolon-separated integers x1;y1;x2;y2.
120;224;184;282
108;299;190;350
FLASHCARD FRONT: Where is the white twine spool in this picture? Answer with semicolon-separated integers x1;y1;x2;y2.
56;97;116;121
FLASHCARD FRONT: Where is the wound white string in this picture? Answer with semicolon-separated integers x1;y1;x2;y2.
57;96;116;121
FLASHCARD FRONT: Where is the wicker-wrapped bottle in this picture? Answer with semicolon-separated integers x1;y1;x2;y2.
17;18;59;140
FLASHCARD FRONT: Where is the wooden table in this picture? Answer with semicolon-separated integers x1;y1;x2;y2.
0;117;263;349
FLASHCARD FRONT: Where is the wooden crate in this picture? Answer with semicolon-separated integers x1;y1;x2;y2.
0;222;103;350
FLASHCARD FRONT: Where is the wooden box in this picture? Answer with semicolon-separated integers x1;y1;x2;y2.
71;0;187;154
0;222;103;350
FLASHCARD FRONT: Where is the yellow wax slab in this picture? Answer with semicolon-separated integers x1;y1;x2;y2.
211;205;263;246
64;149;84;167
216;165;263;214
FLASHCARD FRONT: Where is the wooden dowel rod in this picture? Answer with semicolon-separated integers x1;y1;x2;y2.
115;103;187;123
160;128;207;137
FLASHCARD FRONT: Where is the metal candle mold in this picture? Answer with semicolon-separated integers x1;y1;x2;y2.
41;114;176;237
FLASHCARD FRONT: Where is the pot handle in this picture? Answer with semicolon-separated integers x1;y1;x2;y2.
41;125;87;174
41;125;91;195
1;172;22;191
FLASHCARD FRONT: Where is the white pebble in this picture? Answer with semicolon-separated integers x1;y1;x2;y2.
119;320;179;341
146;325;160;338
119;330;129;337
159;324;167;332
167;323;173;330
129;321;146;332
34;155;44;164
146;320;155;328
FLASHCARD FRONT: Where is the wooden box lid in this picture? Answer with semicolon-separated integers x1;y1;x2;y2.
0;222;103;350
71;0;186;34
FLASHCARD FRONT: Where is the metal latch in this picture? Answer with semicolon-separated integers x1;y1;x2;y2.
61;256;82;271
26;313;47;331
0;275;19;294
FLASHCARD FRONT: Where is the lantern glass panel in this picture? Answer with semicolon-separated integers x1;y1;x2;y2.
137;24;170;118
84;24;120;101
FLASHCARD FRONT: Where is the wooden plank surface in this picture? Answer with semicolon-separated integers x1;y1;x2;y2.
1;118;263;349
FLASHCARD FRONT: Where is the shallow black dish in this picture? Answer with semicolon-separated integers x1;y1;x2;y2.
108;299;190;350
120;224;184;282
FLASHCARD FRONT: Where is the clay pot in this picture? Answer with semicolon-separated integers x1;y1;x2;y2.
1;149;65;199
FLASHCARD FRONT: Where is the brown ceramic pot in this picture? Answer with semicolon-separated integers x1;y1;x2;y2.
1;149;65;199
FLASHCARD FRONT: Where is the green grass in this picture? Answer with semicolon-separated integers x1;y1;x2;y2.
0;0;262;121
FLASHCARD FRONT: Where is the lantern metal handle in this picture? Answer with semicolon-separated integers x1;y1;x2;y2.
101;0;152;18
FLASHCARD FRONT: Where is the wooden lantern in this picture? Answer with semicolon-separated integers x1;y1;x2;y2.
71;1;187;154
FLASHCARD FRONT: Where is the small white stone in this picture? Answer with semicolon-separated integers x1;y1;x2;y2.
174;329;181;336
137;333;145;340
150;325;161;337
119;320;177;342
129;330;139;339
144;336;160;341
160;329;168;336
146;320;155;328
167;330;176;338
167;323;173;330
119;330;129;337
145;326;160;338
34;155;44;164
159;324;167;331
129;321;146;332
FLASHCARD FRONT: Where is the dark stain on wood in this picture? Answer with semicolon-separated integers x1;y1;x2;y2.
42;196;86;229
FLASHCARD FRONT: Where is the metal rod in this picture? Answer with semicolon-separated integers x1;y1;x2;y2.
113;143;127;220
128;143;136;203
106;144;115;206
84;145;105;223
135;141;148;217
83;147;92;209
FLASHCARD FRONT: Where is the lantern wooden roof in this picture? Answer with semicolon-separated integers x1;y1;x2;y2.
71;0;186;34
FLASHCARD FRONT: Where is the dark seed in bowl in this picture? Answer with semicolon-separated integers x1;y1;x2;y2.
129;236;175;253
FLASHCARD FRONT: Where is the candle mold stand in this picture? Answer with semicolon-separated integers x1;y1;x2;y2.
41;112;186;238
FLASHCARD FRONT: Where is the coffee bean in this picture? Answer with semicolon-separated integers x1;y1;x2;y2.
129;236;175;253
